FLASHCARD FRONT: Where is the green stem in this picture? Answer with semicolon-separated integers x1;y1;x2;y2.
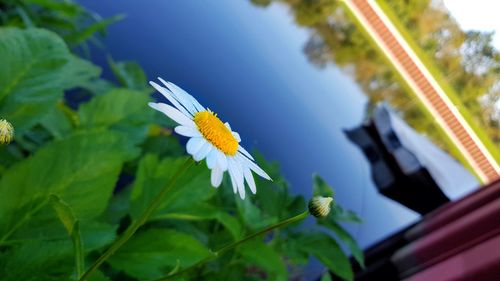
79;158;195;281
152;211;309;281
73;221;84;279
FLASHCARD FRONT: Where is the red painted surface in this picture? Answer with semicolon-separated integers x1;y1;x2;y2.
393;193;500;276
408;235;500;281
400;180;500;279
406;180;500;241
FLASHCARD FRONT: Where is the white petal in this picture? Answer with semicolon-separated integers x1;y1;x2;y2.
206;149;218;169
158;78;198;115
194;142;213;161
149;81;192;117
148;102;195;127
228;162;238;194
224;122;231;130
211;165;223;188
216;151;228;171
189;95;205;112
232;132;241;142
237;154;271;181
175;126;201;137
164;80;205;112
237;145;254;161
229;157;245;199
186;137;205;155
244;166;257;194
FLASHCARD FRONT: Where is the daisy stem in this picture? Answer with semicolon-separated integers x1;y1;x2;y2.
152;210;310;281
79;157;196;281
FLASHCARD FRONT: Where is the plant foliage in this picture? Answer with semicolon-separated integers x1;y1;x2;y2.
0;2;363;280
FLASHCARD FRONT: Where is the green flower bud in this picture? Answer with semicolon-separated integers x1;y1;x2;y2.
308;196;334;218
0;119;14;145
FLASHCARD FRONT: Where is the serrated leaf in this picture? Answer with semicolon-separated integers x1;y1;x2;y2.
281;233;310;265
0;131;138;239
79;221;117;251
330;205;363;224
319;219;365;268
78;88;153;144
87;270;111;281
60;55;101;89
108;229;213;280
155;203;242;240
108;57;149;91
40;104;74;139
321;272;333;281
313;174;334;197
25;0;80;16
236;196;277;230
0;240;74;281
0;28;97;134
141;134;185;158
130;155;212;220
298;233;353;281
64;14;124;45
238;239;287;281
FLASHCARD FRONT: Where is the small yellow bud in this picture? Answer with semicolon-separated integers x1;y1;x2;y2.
0;119;14;145
308;196;334;218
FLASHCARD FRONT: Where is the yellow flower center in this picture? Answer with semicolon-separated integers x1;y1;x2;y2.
194;111;238;155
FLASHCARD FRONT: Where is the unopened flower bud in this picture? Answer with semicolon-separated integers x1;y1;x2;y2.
0;119;14;145
308;196;334;218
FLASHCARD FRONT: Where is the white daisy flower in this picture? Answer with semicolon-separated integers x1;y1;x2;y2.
148;77;271;199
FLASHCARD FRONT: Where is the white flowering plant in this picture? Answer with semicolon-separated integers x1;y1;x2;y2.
0;2;363;281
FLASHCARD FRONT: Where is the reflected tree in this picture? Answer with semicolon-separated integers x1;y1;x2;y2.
384;0;499;143
248;0;499;148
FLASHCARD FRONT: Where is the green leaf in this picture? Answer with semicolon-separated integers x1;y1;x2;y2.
298;233;353;281
50;194;84;278
105;185;133;225
79;221;117;251
313;174;334;197
108;229;213;280
155;203;242;240
64;14;125;45
39;103;74;139
330;205;363;224
141;134;185;158
87;270;111;281
108;56;149;91
4;206;116;253
0;28;71;133
0;240;74;281
0;131;138;239
50;194;77;233
130;155;212;220
280;233;310;265
238;239;287;281
60;55;101;89
78;88;154;144
80;78;115;95
25;0;80;16
321;272;333;281
319;218;365;268
236;196;278;231
253;174;289;220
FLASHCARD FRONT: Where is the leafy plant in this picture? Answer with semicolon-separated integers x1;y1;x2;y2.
0;2;364;280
